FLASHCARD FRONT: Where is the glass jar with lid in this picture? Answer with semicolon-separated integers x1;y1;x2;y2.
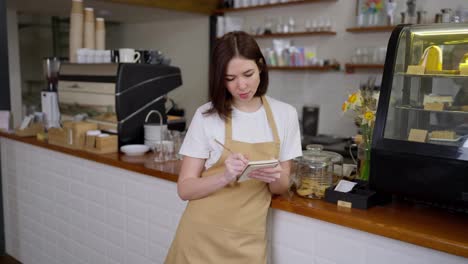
295;144;340;199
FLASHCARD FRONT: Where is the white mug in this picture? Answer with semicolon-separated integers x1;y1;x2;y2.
119;48;141;63
144;124;167;142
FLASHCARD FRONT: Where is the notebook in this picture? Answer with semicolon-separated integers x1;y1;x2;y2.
237;159;279;182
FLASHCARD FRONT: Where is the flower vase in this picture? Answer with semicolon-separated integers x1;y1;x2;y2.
358;142;371;181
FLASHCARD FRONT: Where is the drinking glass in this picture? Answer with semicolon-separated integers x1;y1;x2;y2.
152;141;165;163
170;130;186;160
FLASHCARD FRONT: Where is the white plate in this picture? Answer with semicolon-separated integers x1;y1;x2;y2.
120;144;150;156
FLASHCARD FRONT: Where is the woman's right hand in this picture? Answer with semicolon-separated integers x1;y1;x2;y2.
223;153;249;183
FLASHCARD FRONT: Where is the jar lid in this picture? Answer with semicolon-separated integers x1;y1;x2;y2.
301;144;332;166
302;144;343;164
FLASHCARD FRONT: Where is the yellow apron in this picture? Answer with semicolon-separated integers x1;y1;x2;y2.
165;96;280;264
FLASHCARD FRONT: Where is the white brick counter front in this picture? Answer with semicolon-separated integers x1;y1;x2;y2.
1;138;466;264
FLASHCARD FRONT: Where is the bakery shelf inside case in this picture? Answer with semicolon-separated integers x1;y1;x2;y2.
371;24;468;211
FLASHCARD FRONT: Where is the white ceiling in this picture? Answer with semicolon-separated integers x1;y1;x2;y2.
8;0;205;23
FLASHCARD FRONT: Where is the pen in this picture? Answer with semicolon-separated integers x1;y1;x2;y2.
215;139;245;182
214;139;234;154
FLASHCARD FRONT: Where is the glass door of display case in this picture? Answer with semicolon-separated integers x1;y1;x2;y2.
378;24;468;153
371;24;468;210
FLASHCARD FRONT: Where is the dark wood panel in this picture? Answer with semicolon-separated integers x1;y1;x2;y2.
345;63;384;73
96;0;219;14
0;255;21;264
215;0;337;14
346;26;396;33
0;0;10;111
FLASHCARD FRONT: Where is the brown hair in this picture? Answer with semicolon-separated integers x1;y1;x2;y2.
204;31;269;120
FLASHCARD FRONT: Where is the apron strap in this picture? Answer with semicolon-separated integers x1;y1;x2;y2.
261;96;281;158
261;96;280;145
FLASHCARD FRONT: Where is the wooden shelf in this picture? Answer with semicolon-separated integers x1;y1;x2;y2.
345;63;384;73
346;26;396;33
269;64;339;71
214;0;336;14
253;31;336;38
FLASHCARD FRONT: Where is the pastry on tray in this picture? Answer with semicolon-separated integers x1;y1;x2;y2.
430;130;457;140
423;94;454;110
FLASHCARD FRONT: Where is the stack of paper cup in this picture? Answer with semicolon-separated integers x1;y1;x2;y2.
95;17;105;50
83;8;95;49
69;0;83;62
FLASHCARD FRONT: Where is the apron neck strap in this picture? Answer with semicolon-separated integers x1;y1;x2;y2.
261;96;280;144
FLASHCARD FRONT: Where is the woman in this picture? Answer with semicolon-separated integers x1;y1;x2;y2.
165;31;302;264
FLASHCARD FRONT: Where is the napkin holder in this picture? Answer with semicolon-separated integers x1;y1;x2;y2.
324;180;390;209
84;134;118;154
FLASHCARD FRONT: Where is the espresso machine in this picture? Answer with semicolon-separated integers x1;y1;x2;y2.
57;63;182;146
41;57;61;128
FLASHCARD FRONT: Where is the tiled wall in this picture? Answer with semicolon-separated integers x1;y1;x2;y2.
1;138;466;264
1;138;187;264
270;210;467;264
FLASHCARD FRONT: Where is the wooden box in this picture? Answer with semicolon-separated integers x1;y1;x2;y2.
48;121;98;150
14;123;45;137
85;135;118;154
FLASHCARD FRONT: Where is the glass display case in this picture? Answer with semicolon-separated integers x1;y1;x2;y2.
371;23;468;210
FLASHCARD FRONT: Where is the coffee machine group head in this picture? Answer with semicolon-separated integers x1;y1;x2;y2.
41;57;61;128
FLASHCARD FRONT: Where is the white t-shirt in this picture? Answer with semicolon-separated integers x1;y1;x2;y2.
180;96;302;169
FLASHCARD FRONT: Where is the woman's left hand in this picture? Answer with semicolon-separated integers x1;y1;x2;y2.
248;164;282;183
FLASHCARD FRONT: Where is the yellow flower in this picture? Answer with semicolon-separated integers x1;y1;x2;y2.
364;111;375;121
342;102;348;112
348;93;358;104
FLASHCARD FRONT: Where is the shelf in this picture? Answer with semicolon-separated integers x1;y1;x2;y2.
346;26;396;33
395;72;468;79
268;64;339;71
396;105;468;115
345;64;384;73
214;0;336;14
253;31;336;38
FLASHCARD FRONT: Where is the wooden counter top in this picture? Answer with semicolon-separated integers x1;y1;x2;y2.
1;132;467;258
0;132;181;183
